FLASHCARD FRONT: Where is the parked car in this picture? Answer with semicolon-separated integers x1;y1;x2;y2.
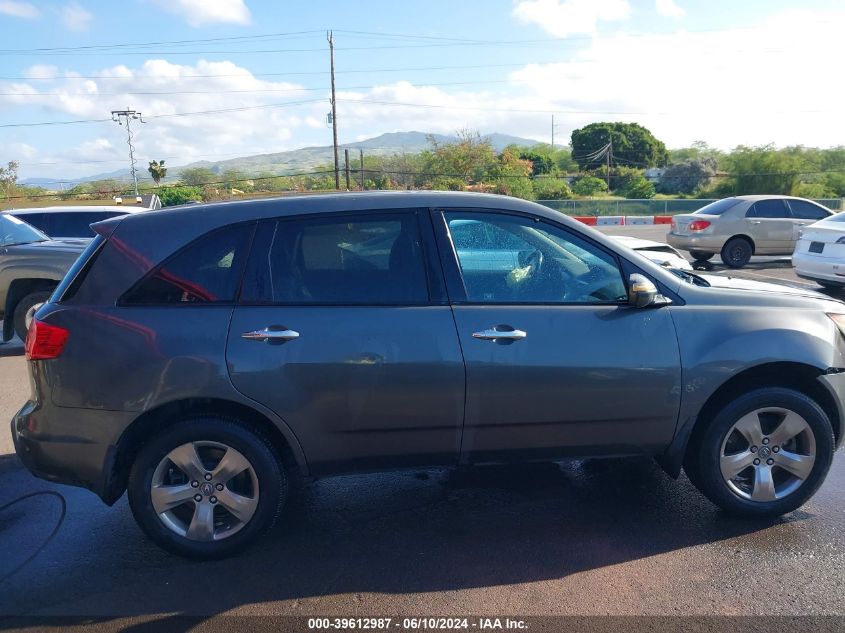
667;196;834;268
609;235;692;270
792;211;845;288
3;205;146;241
0;213;86;342
12;192;845;559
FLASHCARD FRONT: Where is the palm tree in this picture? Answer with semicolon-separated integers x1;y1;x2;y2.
147;160;167;186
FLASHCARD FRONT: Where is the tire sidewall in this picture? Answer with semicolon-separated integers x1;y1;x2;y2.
13;290;51;342
695;387;834;517
128;417;286;559
720;238;752;268
689;251;714;262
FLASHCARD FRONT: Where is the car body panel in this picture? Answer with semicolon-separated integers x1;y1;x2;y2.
3;205;148;241
9;192;845;505
793;220;845;285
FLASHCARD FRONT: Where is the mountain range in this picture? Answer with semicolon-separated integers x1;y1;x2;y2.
21;131;541;188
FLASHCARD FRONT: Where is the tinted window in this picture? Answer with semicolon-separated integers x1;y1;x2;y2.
789;199;830;220
122;223;253;305
746;199;789;218
445;212;626;304
0;214;49;246
693;199;741;216
240;213;429;305
11;212;47;233
49;211;125;238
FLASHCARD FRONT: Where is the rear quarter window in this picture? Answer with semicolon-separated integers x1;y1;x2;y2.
120;223;254;305
693;199;741;216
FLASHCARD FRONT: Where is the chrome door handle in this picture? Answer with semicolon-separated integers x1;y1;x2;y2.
750;220;762;225
241;328;300;342
472;327;527;341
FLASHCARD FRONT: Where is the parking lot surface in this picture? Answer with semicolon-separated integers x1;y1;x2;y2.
2;225;845;628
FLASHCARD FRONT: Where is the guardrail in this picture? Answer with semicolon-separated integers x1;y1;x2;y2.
536;198;844;216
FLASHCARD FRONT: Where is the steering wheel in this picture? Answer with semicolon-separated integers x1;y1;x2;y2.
562;276;616;302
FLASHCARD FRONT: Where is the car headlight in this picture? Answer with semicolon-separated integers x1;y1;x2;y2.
826;313;845;337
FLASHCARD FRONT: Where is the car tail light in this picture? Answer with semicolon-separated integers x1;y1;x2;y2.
25;319;69;360
689;220;711;231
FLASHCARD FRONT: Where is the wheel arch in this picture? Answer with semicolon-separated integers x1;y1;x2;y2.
658;361;840;478
726;234;756;255
103;397;309;505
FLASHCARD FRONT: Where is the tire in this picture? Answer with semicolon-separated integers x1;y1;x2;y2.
13;290;52;342
688;251;714;262
128;417;286;559
720;237;753;268
687;387;834;517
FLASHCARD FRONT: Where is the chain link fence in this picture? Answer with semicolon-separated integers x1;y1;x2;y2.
536;198;845;216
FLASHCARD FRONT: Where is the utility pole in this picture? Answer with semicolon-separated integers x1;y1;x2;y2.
327;31;340;190
605;135;612;190
359;148;365;190
111;108;144;198
551;114;554;150
344;148;351;190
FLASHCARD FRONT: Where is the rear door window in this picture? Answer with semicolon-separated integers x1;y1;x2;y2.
746;199;789;218
240;212;429;305
788;200;830;220
121;223;254;305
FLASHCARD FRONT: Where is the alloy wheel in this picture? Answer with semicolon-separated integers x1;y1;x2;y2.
150;441;259;541
719;407;816;502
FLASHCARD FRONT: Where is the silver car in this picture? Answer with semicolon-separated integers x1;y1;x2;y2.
667;196;834;268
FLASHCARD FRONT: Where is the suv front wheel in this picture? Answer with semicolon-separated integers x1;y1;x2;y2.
128;417;286;559
688;387;834;517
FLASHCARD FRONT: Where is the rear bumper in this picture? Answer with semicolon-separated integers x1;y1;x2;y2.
666;232;725;254
11;396;134;504
793;251;845;285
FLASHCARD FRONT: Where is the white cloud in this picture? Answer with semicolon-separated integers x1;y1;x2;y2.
513;0;630;37
0;0;39;18
150;0;250;27
23;65;59;80
655;0;684;18
61;2;92;30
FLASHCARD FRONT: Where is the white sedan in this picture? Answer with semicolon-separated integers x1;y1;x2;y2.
792;212;845;288
610;235;692;271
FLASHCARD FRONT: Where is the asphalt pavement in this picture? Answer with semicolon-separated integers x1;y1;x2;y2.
2;230;845;629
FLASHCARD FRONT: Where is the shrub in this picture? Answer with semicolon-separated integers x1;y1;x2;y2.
158;186;203;207
572;176;608;197
622;177;656;199
533;177;572;200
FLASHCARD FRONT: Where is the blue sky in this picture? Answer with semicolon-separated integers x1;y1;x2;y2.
1;0;843;180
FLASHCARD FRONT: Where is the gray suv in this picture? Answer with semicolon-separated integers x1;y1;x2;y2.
11;192;845;558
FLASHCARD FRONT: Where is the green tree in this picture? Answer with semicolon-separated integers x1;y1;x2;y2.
489;148;534;199
220;169;253;192
622;177;656;199
656;159;717;195
571;122;668;170
533;176;572;200
421;129;497;188
572;176;609;196
723;145;805;195
158;186;203;206
147;160;167;185
0;160;19;200
179;167;217;186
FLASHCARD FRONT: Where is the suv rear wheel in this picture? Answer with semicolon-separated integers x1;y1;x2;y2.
13;290;51;342
687;387;834;517
127;417;286;559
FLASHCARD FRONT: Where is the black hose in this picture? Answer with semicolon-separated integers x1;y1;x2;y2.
0;490;67;584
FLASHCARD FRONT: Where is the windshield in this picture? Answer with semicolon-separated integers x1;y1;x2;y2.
0;214;50;246
824;210;845;223
693;199;742;216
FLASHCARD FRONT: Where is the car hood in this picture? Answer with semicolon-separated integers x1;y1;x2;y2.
699;273;829;299
11;239;88;254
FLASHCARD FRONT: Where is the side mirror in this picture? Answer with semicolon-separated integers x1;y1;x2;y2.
628;273;660;308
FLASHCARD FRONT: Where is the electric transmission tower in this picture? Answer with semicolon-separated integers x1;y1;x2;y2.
111;109;144;198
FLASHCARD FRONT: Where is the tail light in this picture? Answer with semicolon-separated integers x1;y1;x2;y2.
689;220;711;231
25;319;69;360
670;218;676;229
